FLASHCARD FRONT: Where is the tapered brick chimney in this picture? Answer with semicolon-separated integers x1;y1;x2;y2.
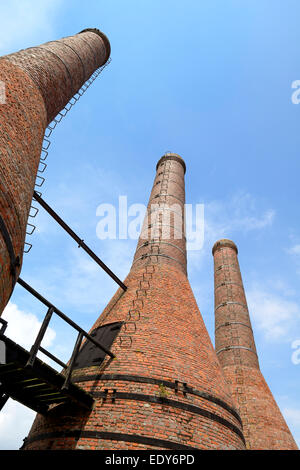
23;154;246;450
212;239;298;449
0;29;110;316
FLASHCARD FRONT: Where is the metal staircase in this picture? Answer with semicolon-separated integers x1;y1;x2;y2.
0;278;115;414
0;191;126;416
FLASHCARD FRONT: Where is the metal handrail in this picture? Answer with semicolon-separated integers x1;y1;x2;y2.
17;277;115;389
0;318;7;334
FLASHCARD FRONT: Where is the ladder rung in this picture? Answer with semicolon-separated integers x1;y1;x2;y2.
30;387;54;395
15;377;40;383
35;391;64;398
23;382;48;389
0;366;23;376
40;396;67;403
0;338;95;413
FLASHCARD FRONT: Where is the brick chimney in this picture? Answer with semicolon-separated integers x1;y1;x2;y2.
212;239;298;449
23;154;246;450
0;29;110;316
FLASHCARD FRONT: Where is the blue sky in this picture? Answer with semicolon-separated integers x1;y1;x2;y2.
0;0;300;449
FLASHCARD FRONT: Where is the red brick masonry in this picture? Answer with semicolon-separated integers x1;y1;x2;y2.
213;239;298;449
0;29;110;316
24;154;245;450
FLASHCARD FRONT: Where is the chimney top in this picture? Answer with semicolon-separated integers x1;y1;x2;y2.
212;239;238;255
156;152;186;173
79;28;111;63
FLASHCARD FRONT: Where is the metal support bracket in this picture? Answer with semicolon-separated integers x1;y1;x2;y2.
32;191;127;291
103;388;117;403
174;380;188;397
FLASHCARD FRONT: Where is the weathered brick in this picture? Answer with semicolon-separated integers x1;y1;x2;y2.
0;29;110;316
23;155;245;450
213;239;298;449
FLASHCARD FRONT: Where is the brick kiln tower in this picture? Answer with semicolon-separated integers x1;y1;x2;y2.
23;154;246;450
0;28;110;317
212;239;298;450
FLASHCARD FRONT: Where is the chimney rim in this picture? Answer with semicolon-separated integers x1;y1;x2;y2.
156;152;186;174
212;239;238;255
79;28;111;64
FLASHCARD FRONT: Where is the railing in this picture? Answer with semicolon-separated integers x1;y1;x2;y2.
32;191;127;292
0;318;7;334
16;277;115;389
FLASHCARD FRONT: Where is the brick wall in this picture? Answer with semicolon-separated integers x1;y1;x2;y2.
213;239;298;449
23;155;245;450
0;29;110;316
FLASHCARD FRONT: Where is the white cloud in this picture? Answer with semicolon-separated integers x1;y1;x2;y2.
247;286;300;341
270;279;296;297
283;407;300;427
0;400;35;450
24;237;134;317
288;244;300;256
282;408;300;448
204;192;275;243
0;240;133;450
187;192;275;272
55;239;133;310
0;302;56;450
0;0;62;54
287;243;300;278
2;302;56;350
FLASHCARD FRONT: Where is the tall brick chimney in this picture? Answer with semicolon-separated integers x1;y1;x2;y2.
23;154;246;450
212;239;298;449
0;29;110;316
